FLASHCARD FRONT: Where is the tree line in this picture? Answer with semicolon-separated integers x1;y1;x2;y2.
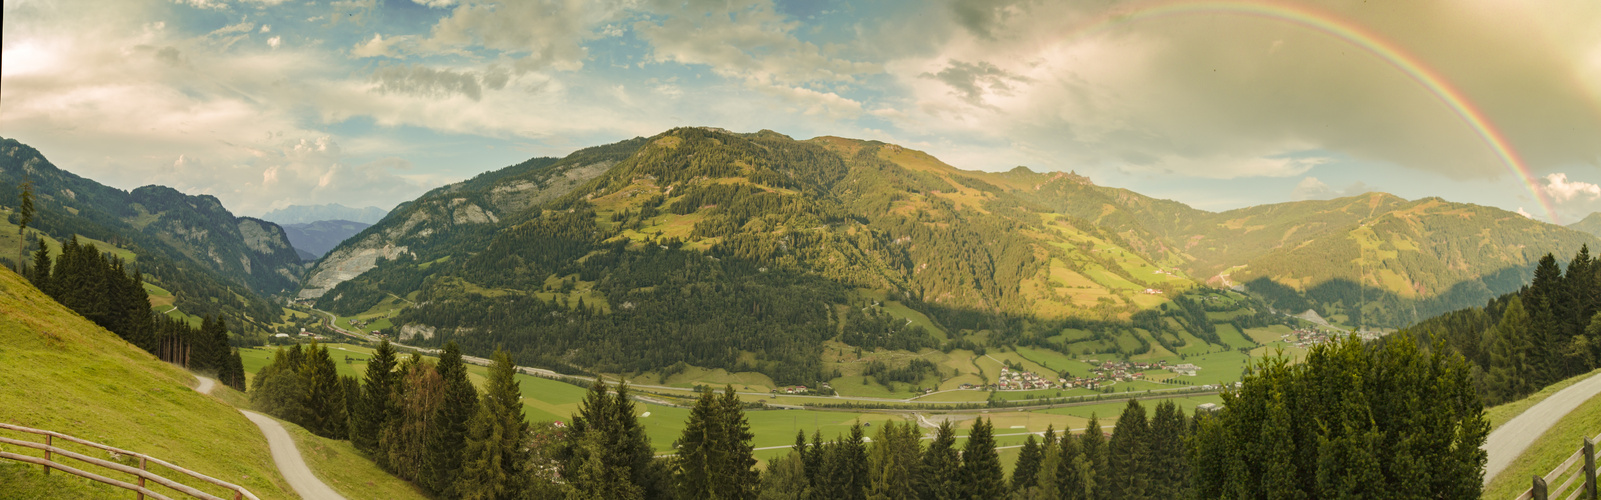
26;234;245;389
1399;245;1601;405
249;330;1485;500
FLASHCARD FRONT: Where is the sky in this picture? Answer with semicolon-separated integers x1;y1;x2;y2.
2;0;1600;222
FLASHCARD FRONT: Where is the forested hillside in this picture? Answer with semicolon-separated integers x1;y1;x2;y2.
306;127;1595;386
1;138;301;334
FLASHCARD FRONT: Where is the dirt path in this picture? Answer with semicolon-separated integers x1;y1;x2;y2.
1483;371;1601;485
193;375;346;500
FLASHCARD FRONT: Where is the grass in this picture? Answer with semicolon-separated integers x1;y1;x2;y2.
0;267;296;499
275;415;430;499
0;461;131;499
1485;368;1601;430
1481;388;1601;499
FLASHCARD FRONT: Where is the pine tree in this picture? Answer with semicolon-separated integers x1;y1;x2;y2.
674;390;720;498
959;417;1005;499
424;341;478;497
1145;401;1189;498
759;451;813;500
1012;434;1043;493
714;386;759;499
1259;390;1301;499
14;180;34;274
866;421;921;500
1078;415;1107;500
561;379;666;499
920;421;961;500
1486;297;1534;403
300;340;348;439
1106;400;1149;499
1055;428;1085;500
29;237;50;293
459;348;529;500
354;339;399;458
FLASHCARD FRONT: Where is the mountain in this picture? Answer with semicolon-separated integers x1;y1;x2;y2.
0;137;301;332
281;219;373;260
262;203;388;225
305;127;1600;384
1567;212;1601;238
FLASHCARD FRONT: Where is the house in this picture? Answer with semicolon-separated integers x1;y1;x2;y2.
1196;403;1220;413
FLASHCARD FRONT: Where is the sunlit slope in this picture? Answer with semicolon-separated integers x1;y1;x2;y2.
0;267;295;499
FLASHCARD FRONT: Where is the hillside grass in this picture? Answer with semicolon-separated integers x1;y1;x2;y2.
1485;368;1601;430
1482;388;1601;499
276;415;430;500
0;267;296;499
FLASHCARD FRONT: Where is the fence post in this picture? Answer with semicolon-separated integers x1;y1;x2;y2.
1584;437;1596;500
1534;475;1549;500
137;456;147;500
42;434;51;475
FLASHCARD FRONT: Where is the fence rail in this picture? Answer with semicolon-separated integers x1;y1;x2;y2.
1518;431;1601;500
0;422;259;500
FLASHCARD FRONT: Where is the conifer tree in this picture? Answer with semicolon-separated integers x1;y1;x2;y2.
561;379;667;499
460;348;529;500
1106;400;1149;500
29;237;50;293
920;421;961;500
715;386;759;499
354;339;399;457
300;340;349;439
14;180;34;274
1078;415;1107;500
959;418;1005;499
425;341;478;497
1145;400;1189;498
1055;428;1086;500
759;451;813;500
866;420;921;500
1486;297;1534;403
1012;434;1043;493
674;390;721;498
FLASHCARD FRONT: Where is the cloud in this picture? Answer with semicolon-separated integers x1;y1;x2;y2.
632;0;880;85
1518;207;1534;219
413;0;623;73
1543;173;1601;203
1291;177;1377;201
351;33;407;58
369;64;502;101
873;0;1601;180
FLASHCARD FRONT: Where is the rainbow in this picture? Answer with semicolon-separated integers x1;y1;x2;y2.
1042;0;1558;222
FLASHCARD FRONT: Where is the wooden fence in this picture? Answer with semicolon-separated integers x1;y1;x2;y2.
0;422;260;500
1519;431;1601;500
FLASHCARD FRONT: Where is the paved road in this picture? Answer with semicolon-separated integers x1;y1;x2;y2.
193;375;346;500
1483;371;1601;485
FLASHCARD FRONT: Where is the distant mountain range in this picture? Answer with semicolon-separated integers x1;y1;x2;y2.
1568;212;1601;238
301;127;1600;381
281;220;372;260
261;203;388;225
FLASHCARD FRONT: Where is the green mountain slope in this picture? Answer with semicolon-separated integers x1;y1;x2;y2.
0;138;299;332
309;127;1595;382
0;267;295;498
1567;212;1601;237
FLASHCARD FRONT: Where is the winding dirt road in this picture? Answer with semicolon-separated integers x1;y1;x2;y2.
1483;371;1601;485
193;375;346;500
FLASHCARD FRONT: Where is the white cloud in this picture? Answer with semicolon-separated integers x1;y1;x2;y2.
1518;207;1534;219
351;33;407;58
267;36;281;49
1543;173;1601;202
633;0;880;86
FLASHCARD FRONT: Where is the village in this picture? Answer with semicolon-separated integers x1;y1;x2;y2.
1283;326;1384;349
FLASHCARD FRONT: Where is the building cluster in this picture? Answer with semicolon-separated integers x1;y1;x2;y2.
995;366;1054;391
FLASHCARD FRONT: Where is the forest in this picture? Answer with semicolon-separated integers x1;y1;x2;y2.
244;334;1485;500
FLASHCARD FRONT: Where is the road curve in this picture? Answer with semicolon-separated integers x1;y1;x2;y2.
1483;371;1601;485
193;375;347;500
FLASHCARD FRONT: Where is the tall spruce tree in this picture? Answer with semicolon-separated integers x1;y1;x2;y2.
1145;400;1189;499
1012;434;1043;493
674;390;721;498
424;341;479;498
300;340;349;439
1106;400;1150;500
354;339;399;458
715;386;759;499
920;421;961;500
14;180;34;274
1078;415;1107;500
459;348;529;500
1055;428;1086;500
29;237;50;292
561;379;667;499
1486;297;1534;403
959;417;1005;499
866;420;921;500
